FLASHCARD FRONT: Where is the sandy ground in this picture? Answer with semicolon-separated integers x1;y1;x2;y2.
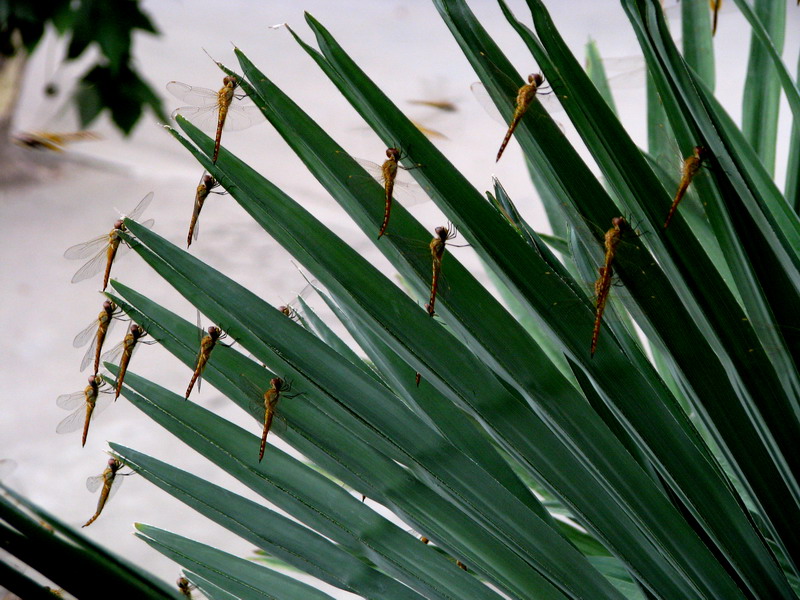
1;0;797;596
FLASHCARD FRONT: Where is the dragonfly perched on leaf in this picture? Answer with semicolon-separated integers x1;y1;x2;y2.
56;375;113;447
351;147;429;238
240;374;298;462
102;322;156;400
471;73;565;162
663;145;709;228
64;192;154;291
82;457;129;527
425;224;469;317
277;279;317;325
187;171;226;247
167;76;261;164
73;300;122;374
177;576;197;598
185;313;231;401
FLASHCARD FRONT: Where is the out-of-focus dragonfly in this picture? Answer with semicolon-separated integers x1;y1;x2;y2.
186;314;229;401
73;300;122;374
187;172;226;247
82;457;128;527
13;130;100;152
591;217;630;357
56;375;113;447
102;322;155;400
352;148;429;238
167;76;261;164
64;192;154;291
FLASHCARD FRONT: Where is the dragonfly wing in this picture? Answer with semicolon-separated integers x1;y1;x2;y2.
470;82;506;125
171;105;220;132
106;472;125;501
100;340;124;366
92;394;113;417
79;332;99;372
70;249;109;283
392;170;429;206
220;104;261;131
64;235;108;259
86;474;104;493
166;82;219;106
126;192;154;222
57;390;86;410
73;319;98;348
56;407;85;434
352;157;384;181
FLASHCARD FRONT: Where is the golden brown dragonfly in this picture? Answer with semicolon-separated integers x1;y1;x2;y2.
277;279;317;323
590;217;632;357
167;76;261;164
56;375;113;447
663;145;708;228
426;224;468;317
73;300;121;374
471;74;552;162
352;148;428;238
187;172;226;247
64;192;154;291
242;375;297;462
102;323;155;400
82;457;127;527
13;130;100;152
177;576;197;598
186;314;229;401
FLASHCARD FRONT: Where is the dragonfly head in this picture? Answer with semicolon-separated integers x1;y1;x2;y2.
434;226;449;242
529;73;545;87
223;75;238;89
271;377;284;391
611;216;627;229
89;374;102;386
386;147;401;161
113;218;125;230
108;457;118;468
102;300;115;312
694;145;708;160
207;325;221;338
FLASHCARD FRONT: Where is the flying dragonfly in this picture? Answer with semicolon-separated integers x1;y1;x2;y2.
352;147;428;238
13;130;100;152
167;76;261;164
663;145;708;228
187;172;226;247
73;300;121;374
102;323;155;400
56;375;113;447
64;192;154;291
82;457;128;527
186;314;229;400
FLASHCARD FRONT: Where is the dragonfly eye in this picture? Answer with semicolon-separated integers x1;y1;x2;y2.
108;458;117;467
270;377;283;390
530;73;544;86
223;75;238;87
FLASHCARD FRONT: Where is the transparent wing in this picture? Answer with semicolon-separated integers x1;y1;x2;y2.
56;390;86;410
70;248;109;283
125;191;154;222
106;471;125;501
73;318;99;348
171;105;221;132
64;235;108;260
55;406;85;434
79;333;99;372
220;104;261;131
100;340;124;365
86;473;104;493
352;158;430;206
92;393;113;418
166;82;219;106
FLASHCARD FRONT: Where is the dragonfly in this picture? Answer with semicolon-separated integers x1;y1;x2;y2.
82;457;128;527
187;172;226;247
663;145;708;228
64;192;155;291
277;279;317;324
56;375;113;447
353;147;428;238
167;76;261;164
426;224;469;317
102;323;155;400
186;315;229;401
590;216;633;357
242;375;297;462
73;300;121;374
177;576;197;598
471;73;549;162
13;130;100;152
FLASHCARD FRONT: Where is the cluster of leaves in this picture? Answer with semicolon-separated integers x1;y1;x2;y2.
0;0;166;133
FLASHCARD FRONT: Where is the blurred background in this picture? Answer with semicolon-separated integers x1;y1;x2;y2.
1;0;798;596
